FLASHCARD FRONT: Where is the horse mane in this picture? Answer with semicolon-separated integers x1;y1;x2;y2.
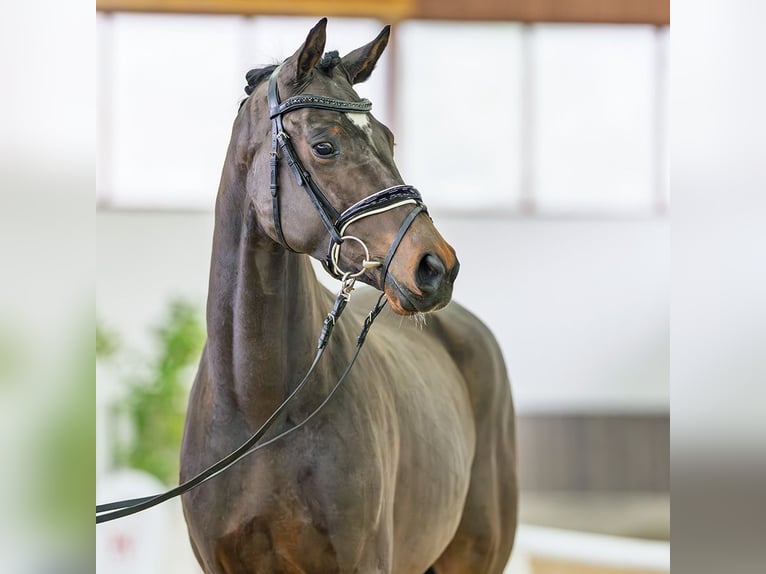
241;51;342;106
244;64;278;96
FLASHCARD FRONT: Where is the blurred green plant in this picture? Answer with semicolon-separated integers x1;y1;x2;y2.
37;316;95;542
96;320;119;359
100;299;205;486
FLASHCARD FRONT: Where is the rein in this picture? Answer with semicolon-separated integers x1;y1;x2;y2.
97;290;386;523
96;64;429;524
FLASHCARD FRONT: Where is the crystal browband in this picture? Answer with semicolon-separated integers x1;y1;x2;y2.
271;95;372;118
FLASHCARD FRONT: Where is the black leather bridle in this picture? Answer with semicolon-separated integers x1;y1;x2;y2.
267;64;427;287
96;64;431;524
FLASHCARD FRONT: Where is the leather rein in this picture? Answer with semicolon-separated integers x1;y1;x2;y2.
96;65;429;524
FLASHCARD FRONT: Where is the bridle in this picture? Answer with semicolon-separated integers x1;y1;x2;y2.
267;64;427;287
97;64;430;524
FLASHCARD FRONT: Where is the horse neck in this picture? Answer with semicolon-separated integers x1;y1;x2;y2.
205;136;328;424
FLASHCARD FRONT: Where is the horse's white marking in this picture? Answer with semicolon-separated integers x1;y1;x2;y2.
346;112;371;134
346;112;377;152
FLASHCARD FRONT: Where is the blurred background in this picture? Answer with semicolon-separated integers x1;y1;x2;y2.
96;1;669;573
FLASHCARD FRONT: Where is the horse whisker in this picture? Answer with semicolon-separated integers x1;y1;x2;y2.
411;312;427;329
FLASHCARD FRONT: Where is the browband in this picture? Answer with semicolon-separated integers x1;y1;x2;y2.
271;94;372;118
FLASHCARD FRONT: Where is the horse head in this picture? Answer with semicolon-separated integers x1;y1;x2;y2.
240;18;459;315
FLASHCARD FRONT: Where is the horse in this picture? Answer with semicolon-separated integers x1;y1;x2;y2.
179;18;517;574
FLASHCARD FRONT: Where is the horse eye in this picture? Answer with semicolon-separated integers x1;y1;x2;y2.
312;142;335;157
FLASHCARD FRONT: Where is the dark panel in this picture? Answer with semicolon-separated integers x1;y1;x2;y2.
516;413;669;492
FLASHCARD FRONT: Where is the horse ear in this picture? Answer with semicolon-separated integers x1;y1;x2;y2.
341;25;391;84
288;17;328;84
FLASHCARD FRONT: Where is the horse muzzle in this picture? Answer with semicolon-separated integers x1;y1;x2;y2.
385;253;460;315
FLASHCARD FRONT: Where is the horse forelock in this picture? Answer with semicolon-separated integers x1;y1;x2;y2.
316;50;341;75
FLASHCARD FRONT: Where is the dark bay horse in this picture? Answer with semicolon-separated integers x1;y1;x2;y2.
180;19;517;574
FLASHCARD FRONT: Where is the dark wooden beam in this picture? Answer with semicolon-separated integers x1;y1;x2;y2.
96;1;413;20
412;0;669;25
96;0;669;26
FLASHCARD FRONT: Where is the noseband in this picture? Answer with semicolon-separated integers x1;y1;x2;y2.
267;64;427;288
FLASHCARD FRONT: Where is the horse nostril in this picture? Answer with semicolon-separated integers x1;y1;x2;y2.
416;253;446;294
450;260;460;283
